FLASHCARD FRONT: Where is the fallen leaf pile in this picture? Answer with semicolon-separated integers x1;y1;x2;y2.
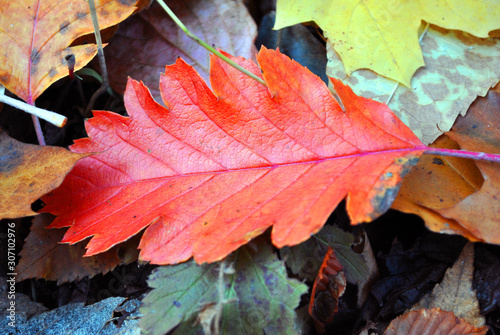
1;0;500;333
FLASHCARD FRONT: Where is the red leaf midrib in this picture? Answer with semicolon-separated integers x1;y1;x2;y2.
71;146;424;192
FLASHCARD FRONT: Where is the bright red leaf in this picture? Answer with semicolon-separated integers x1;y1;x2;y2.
42;47;425;264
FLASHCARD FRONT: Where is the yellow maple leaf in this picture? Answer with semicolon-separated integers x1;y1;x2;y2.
274;0;500;86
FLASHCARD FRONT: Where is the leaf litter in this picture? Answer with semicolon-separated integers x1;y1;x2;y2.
3;1;500;333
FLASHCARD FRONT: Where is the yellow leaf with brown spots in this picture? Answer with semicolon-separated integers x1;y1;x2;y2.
0;0;141;104
0;130;87;219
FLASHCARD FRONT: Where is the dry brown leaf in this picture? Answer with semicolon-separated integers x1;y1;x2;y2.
105;0;257;103
439;91;500;242
414;243;484;327
16;214;139;285
384;308;488;335
385;243;488;334
309;247;346;328
0;131;87;219
392;135;484;240
352;230;379;307
393;89;500;243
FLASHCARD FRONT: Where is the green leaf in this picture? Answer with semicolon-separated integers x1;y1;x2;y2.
140;238;308;335
139;261;218;335
281;225;369;284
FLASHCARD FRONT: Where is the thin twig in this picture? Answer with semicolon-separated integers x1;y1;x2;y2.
85;0;109;117
155;0;266;86
0;93;67;128
32;115;45;145
424;147;500;163
385;83;399;106
385;22;431;105
213;260;226;335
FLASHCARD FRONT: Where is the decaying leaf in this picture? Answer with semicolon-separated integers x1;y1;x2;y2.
106;0;257;103
282;225;377;309
139;238;307;335
392;135;484;241
414;243;484;327
385;243;488;335
275;0;500;86
370;234;466;319
16;214;139;285
394;90;500;244
309;247;346;326
327;26;500;144
352;230;379;307
439;92;500;243
42;48;426;265
0;130;87;219
0;0;141;103
384;308;488;335
281;225;370;285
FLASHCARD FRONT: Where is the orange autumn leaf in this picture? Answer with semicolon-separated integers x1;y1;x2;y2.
0;0;140;103
0;130;87;219
392;135;484;240
439;90;500;243
41;47;425;265
393;90;500;243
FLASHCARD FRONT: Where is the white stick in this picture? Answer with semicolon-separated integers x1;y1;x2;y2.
0;94;67;127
